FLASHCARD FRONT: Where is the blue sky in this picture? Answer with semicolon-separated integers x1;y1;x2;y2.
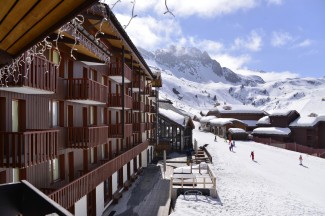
106;0;325;78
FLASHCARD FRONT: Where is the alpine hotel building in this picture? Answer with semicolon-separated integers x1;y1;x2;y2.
0;1;161;215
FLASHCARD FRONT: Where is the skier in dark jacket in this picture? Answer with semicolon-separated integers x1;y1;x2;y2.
250;151;255;161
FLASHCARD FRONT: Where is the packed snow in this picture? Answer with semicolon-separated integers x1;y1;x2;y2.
170;122;325;216
257;116;270;124
228;128;246;133
290;115;325;127
252;127;291;135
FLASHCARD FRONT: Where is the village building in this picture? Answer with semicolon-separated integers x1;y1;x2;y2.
158;100;195;152
0;2;161;215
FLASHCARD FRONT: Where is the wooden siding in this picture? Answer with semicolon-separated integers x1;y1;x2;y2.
107;93;132;109
108;62;132;82
67;126;108;148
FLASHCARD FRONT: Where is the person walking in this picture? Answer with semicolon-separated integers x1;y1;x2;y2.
229;142;234;151
299;155;303;165
214;135;217;141
250;151;255;161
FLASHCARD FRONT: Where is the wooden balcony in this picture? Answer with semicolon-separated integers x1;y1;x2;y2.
67;126;108;148
0;130;59;168
148;89;157;98
0;55;57;94
107;93;133;110
145;122;153;130
133;123;146;133
144;86;151;95
133;101;145;112
108;124;133;138
145;104;150;113
151;106;157;114
130;79;145;92
108;62;132;83
66;79;107;105
48;140;149;209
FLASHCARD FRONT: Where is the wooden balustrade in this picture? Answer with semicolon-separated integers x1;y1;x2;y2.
132;79;145;92
0;55;57;92
108;93;133;109
48;140;149;209
0;130;59;168
65;79;107;104
145;122;153;130
145;105;150;113
133;101;144;111
67;126;108;148
144;86;151;95
151;106;157;114
133;123;145;133
108;124;133;138
149;89;157;98
108;62;132;83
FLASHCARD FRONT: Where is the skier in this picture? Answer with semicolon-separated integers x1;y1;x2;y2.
299;155;303;165
214;135;217;141
228;134;232;145
250;151;254;161
229;142;234;151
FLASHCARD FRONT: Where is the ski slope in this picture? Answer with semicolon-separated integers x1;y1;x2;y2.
170;122;325;216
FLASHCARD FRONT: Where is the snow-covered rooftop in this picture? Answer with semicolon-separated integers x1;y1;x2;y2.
241;120;258;127
252;127;291;135
257;116;270;124
211;104;265;114
228;128;246;133
200;116;216;123
159;108;185;126
290;115;325;127
269;110;294;116
209;118;235;126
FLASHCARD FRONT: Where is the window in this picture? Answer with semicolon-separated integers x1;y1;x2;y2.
12;100;19;132
52;50;60;65
90;106;96;125
100;108;104;124
49;158;60;182
52;101;59;127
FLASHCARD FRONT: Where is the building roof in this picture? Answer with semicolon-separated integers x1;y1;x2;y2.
209;104;265;114
252;127;291;136
241;120;258;127
289;115;325;127
200;116;217;123
209;118;236;126
0;0;97;63
159;108;185;126
269;110;298;117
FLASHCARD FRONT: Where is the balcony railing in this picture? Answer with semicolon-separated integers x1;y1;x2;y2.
108;62;132;83
108;93;132;109
133;101;144;112
149;89;157;98
133;123;146;133
145;105;150;113
0;55;57;93
151;106;157;114
108;124;133;138
131;79;145;92
0;130;59;168
67;126;108;148
144;87;151;95
145;122;153;130
49;140;149;209
66;79;107;104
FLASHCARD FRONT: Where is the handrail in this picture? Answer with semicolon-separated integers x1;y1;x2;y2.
67;126;108;148
108;62;132;82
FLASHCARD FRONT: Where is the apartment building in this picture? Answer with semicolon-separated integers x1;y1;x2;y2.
0;2;161;215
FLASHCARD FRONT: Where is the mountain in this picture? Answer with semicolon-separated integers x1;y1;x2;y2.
140;46;325;117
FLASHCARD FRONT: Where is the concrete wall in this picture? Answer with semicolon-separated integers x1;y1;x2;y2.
141;150;147;167
123;164;127;182
75;195;87;216
112;172;118;193
96;182;104;216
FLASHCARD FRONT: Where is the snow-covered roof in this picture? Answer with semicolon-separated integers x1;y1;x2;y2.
269;110;294;116
209;118;235;126
241;120;258;127
257;116;270;124
200;116;216;123
228;128;247;134
289;115;325;127
252;127;291;135
159;108;185;126
211;104;264;114
200;110;209;116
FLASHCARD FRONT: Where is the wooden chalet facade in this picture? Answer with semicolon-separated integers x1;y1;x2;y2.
158;100;195;152
207;105;266;121
0;2;161;215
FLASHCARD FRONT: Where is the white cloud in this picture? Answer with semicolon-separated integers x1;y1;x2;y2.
296;39;312;48
265;0;284;5
271;31;293;47
212;54;251;70
115;14;182;50
107;0;259;18
231;30;263;52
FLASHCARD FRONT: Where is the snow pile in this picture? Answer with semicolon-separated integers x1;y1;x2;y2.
170;122;325;216
290;115;325;127
209;118;235;126
228;128;246;133
200;116;216;123
257;116;270;124
211;104;265;114
269;110;293;116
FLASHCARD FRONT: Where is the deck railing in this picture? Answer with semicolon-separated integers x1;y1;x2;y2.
49;140;149;209
133;123;146;133
0;130;59;168
108;124;133;138
0;55;57;92
133;101;144;111
67;126;108;148
108;62;132;82
66;79;107;103
132;79;145;91
107;93;132;109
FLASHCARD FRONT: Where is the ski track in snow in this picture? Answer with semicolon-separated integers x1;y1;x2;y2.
170;122;325;216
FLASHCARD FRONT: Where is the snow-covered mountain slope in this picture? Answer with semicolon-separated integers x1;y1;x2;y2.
141;46;325;117
170;123;325;216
